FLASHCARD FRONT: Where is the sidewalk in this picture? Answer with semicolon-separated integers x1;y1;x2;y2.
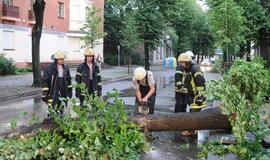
0;65;161;101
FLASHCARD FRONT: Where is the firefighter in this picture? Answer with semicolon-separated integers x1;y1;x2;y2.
42;51;72;115
174;52;206;113
133;67;156;114
75;48;102;105
185;50;196;63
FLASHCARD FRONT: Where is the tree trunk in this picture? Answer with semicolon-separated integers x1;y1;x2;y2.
2;108;231;137
246;41;251;61
144;43;150;70
259;0;270;67
131;108;231;132
32;0;46;87
259;29;270;67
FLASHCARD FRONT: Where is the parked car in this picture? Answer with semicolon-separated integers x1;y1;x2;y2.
201;59;211;66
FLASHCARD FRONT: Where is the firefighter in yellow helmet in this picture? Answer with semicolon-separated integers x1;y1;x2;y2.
175;52;206;113
42;51;72;116
75;48;102;105
132;67;156;114
175;52;206;136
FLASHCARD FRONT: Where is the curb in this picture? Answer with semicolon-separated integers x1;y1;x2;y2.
0;75;133;102
0;88;42;102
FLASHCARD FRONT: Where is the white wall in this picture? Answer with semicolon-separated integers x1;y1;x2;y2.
0;27;31;62
69;0;92;31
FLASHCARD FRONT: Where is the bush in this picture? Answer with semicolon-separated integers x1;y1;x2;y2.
0;54;16;75
15;67;32;74
210;57;223;73
200;59;270;159
0;90;148;159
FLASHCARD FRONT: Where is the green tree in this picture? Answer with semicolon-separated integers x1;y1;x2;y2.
133;0;167;69
208;0;246;63
81;6;107;48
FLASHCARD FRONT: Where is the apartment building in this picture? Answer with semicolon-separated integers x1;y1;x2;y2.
0;0;104;67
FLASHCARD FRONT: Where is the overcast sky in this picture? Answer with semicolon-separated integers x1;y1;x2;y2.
196;0;209;11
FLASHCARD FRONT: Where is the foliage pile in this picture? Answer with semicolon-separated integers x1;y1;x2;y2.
0;91;148;159
199;59;270;159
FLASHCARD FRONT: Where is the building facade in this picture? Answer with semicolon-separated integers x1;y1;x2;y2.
0;0;104;67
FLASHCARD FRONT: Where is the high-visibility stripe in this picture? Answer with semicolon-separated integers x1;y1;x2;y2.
191;76;196;92
176;81;182;86
196;86;205;91
194;72;203;78
42;95;47;98
175;71;183;74
68;85;73;88
42;87;49;91
76;72;82;76
191;103;206;109
97;82;102;86
48;99;53;103
97;73;101;76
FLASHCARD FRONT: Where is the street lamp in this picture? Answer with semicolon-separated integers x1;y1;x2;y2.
117;45;120;67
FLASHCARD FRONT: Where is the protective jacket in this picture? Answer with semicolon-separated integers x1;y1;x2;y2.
175;62;206;106
42;62;72;106
75;61;102;97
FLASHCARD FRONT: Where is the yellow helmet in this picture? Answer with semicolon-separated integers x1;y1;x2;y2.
178;53;192;62
134;67;146;80
54;51;66;59
84;48;95;56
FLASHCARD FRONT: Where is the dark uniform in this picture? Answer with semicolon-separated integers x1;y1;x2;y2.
42;62;72;114
174;63;206;113
75;61;102;104
133;71;156;114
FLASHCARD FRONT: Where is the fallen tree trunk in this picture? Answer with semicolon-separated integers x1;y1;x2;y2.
131;108;231;132
1;108;231;138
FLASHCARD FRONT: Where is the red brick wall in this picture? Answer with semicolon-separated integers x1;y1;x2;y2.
90;0;104;32
0;0;69;32
43;0;70;32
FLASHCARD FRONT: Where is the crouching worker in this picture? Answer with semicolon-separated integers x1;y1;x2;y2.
75;48;102;105
133;67;156;115
42;51;72;116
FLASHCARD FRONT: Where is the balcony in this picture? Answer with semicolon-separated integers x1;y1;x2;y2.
2;4;20;21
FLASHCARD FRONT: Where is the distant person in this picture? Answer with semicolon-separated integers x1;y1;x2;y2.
42;51;72;116
75;48;102;105
185;51;196;63
133;67;156;114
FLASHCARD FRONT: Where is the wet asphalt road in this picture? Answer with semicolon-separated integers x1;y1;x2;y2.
0;66;221;160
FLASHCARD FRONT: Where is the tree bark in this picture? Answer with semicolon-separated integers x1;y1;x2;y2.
259;0;270;67
32;0;46;87
131;108;231;132
144;43;150;70
2;108;231;137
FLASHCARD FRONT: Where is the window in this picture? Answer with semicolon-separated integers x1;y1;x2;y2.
3;0;13;5
3;30;15;51
57;2;64;18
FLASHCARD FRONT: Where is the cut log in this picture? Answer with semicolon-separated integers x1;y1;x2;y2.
131;108;231;132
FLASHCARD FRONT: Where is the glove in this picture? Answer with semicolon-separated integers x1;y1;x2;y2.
47;98;53;107
42;95;48;102
175;83;188;94
179;86;188;94
194;95;206;106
